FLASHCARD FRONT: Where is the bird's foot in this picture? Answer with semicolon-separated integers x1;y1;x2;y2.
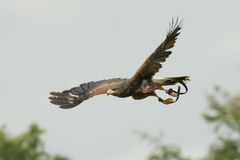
158;86;181;105
157;80;189;105
166;88;178;97
165;81;188;97
159;98;175;105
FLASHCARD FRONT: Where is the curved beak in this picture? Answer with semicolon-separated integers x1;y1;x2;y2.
107;89;116;96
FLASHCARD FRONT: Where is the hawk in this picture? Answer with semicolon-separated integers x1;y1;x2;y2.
49;19;190;109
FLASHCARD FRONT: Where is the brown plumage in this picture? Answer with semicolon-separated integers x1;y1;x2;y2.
49;18;190;109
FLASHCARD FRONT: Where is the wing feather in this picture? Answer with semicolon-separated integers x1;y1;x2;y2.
130;19;182;83
49;78;124;109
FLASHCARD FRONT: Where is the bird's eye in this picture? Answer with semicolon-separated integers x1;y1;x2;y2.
112;88;118;91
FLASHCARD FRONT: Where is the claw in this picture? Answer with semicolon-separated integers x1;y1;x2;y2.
159;98;174;104
166;88;178;97
158;81;188;105
161;86;181;105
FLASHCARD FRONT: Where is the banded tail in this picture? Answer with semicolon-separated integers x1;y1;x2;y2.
153;76;190;86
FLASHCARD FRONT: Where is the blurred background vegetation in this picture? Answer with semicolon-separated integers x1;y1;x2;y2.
143;87;240;160
0;87;239;160
0;124;69;160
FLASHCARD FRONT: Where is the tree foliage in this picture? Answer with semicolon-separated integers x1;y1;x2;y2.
145;87;240;160
204;138;240;160
0;124;70;160
203;87;240;135
202;87;240;160
137;131;191;160
147;144;191;160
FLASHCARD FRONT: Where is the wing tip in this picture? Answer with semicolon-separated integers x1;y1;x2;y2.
49;91;82;109
167;17;183;36
170;17;183;28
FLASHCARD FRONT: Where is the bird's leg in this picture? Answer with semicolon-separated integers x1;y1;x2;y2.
166;86;181;97
158;86;179;97
152;82;184;104
157;85;182;104
158;96;175;105
160;81;188;97
151;92;175;105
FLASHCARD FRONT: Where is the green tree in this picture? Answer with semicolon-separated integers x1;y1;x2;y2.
137;132;191;160
203;87;240;160
147;144;191;160
144;87;240;160
0;124;70;160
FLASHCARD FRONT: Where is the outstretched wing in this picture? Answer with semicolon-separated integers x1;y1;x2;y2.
49;78;123;109
129;19;182;84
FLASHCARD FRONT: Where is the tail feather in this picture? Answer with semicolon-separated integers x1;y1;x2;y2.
153;76;190;86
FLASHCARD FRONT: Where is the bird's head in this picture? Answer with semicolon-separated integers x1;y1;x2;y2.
106;88;119;96
106;80;129;97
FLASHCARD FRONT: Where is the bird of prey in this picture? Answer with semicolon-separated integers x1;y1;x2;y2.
49;19;190;109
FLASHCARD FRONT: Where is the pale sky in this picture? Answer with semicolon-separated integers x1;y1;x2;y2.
0;0;240;160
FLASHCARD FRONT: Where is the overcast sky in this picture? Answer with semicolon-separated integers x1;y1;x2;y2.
0;0;240;160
